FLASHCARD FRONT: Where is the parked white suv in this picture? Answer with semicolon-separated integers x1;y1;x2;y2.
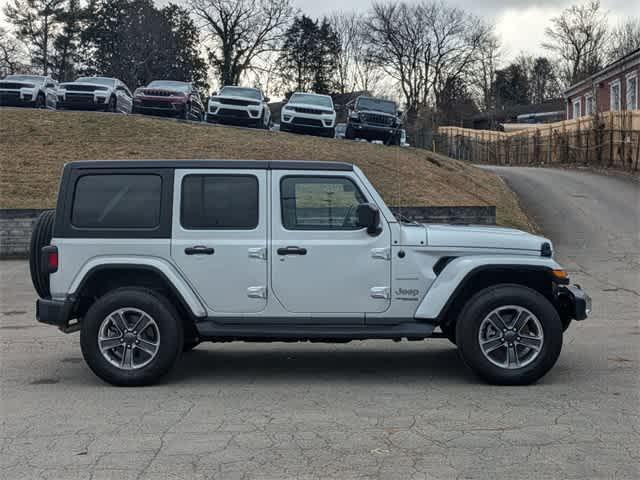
206;86;271;128
280;92;336;137
57;76;133;113
31;160;590;386
0;74;58;109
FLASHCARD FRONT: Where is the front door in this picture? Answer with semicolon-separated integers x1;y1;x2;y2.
171;169;268;314
270;171;391;316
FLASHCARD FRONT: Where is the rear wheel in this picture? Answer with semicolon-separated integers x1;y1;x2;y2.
29;210;55;298
80;288;183;386
456;284;562;385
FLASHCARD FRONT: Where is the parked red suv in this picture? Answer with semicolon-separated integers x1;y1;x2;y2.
132;80;204;121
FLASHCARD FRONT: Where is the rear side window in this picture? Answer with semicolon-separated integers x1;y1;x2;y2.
72;174;162;229
181;175;258;229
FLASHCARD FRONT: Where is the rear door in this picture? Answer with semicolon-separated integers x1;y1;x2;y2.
171;169;268;314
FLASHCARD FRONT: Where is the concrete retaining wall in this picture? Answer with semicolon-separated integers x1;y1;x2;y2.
0;206;496;259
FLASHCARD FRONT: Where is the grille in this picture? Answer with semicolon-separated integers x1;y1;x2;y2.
0;82;30;89
65;93;95;103
217;98;256;106
293;107;325;115
65;85;99;92
218;108;250;118
141;89;175;97
362;113;393;126
292;117;323;126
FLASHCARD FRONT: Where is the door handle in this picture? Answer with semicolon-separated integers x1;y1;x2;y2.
277;246;307;255
185;246;215;255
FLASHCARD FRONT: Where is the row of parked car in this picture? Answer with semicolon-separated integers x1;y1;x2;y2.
0;74;406;144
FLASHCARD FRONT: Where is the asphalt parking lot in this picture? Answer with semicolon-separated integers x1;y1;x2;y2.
1;168;639;479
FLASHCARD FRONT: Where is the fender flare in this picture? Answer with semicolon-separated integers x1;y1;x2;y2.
414;255;563;320
68;256;207;318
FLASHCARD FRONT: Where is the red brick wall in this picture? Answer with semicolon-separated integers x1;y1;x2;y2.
565;65;639;119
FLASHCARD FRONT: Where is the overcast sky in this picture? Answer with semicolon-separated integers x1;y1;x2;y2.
295;0;640;61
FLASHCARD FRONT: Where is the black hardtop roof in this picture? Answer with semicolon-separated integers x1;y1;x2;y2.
66;159;353;171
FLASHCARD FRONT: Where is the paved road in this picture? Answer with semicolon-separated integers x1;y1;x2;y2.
1;168;639;480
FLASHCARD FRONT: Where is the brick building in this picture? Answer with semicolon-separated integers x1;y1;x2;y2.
564;48;639;120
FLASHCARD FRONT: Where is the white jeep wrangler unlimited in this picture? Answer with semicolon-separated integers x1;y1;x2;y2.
31;160;590;386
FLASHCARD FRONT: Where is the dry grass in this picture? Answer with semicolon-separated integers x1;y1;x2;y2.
0;108;531;229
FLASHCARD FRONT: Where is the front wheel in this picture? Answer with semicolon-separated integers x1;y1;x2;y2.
80;288;183;386
106;95;117;113
456;284;562;385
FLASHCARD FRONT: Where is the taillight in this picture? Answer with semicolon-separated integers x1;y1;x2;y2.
41;246;58;274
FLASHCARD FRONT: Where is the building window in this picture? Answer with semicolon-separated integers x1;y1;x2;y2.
610;80;621;111
627;74;638;110
572;98;581;118
585;94;594;116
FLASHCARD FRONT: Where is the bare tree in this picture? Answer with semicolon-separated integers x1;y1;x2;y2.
3;0;65;76
609;18;640;60
0;28;28;76
364;1;486;120
189;0;294;87
543;0;609;87
473;31;501;111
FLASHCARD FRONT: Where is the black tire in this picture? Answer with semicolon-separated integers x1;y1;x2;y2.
456;284;563;385
345;125;355;140
80;288;183;386
325;127;336;138
29;210;55;298
106;95;116;113
182;103;191;120
183;341;200;352
35;93;46;109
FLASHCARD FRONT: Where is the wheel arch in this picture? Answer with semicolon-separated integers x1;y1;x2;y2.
415;256;564;326
70;259;206;318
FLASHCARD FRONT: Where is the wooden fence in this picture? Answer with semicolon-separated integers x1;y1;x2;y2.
436;111;640;171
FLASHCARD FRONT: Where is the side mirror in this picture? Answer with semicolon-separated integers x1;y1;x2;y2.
356;203;382;236
264;96;271;103
397;110;403;117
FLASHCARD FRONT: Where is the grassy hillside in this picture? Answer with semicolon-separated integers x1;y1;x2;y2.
0;108;531;230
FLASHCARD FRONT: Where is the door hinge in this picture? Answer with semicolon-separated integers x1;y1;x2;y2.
371;247;390;260
247;286;267;299
370;286;390;299
248;247;267;260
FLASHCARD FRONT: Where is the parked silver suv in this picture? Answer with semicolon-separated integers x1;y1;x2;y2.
31;160;590;386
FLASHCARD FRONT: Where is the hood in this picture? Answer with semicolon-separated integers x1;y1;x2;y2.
426;224;551;254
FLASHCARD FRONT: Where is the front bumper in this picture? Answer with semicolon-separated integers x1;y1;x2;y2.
0;90;37;107
557;285;592;320
134;98;187;114
36;297;75;329
348;122;401;140
57;93;109;110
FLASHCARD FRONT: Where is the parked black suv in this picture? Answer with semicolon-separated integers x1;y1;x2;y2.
345;96;402;145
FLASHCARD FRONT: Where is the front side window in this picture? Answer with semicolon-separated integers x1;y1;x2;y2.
72;174;162;229
181;175;258;229
610;81;621;111
627;75;638;110
281;176;366;230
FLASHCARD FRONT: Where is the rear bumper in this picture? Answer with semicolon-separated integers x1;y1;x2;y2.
36;298;74;328
557;285;591;321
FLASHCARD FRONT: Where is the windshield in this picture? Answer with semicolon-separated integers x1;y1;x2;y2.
147;80;190;92
289;93;333;108
219;86;261;100
356;97;396;114
75;77;116;87
4;75;44;83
